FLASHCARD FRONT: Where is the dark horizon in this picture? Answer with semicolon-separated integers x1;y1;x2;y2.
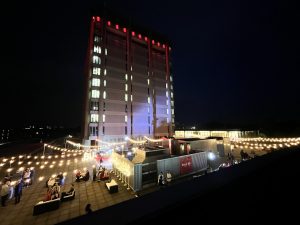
1;0;299;131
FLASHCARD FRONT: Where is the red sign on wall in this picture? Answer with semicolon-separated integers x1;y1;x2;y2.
180;156;193;175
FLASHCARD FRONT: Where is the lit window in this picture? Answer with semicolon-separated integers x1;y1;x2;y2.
90;101;99;111
104;69;107;75
147;79;150;85
93;56;101;64
147;97;150;104
166;83;168;89
94;36;100;42
130;94;133;101
166;100;168;106
171;101;174;106
131;75;133;80
171;85;173;90
172;118;175;123
91;114;99;122
171;92;173;98
94;46;101;54
103;91;106;99
170;76;173;82
104;80;106;87
172;109;174;115
102;114;105;122
167;109;169;114
92;78;100;87
125;74;128;80
125;94;128;101
167;117;169;123
148;107;150;113
166;91;168;97
105;48;107;55
125;115;127;122
130;66;133;71
89;126;98;136
91;90;100;98
125;84;128;91
93;67;101;75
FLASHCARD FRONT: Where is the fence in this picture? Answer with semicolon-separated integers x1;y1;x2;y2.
157;152;207;179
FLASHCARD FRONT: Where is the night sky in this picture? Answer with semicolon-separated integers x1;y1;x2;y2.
1;0;299;130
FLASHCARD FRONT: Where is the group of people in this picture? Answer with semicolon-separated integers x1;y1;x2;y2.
1;179;23;206
45;182;61;201
240;150;251;160
22;168;34;187
0;168;35;207
46;172;64;188
75;169;90;182
93;165;110;181
157;171;172;187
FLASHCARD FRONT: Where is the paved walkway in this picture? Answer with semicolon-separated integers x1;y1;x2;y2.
0;154;136;225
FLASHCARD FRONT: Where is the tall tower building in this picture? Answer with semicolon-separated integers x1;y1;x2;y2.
83;15;175;146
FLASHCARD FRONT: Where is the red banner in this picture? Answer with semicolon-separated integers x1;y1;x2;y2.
180;156;193;175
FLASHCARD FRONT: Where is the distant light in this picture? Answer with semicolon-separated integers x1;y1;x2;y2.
157;42;160;47
208;152;215;160
144;36;148;41
96;16;100;22
116;24;119;29
92;16;95;21
132;31;135;36
123;27;127;33
107;21;111;26
152;40;155;45
163;44;165;48
138;34;142;39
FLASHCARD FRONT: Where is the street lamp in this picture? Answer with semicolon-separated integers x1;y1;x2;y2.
43;144;46;156
207;151;216;173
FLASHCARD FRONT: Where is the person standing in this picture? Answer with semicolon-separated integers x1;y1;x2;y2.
166;171;172;185
14;179;23;204
1;181;10;206
157;171;164;187
85;203;92;214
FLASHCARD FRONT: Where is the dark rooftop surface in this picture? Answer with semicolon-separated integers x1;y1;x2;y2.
57;147;300;225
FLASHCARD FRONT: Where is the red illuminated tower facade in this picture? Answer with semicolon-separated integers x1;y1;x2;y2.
83;15;175;145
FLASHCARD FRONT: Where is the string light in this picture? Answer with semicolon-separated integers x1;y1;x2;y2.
143;136;165;142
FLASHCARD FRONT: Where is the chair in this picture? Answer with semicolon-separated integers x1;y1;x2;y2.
61;190;75;202
105;179;118;193
33;198;60;215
